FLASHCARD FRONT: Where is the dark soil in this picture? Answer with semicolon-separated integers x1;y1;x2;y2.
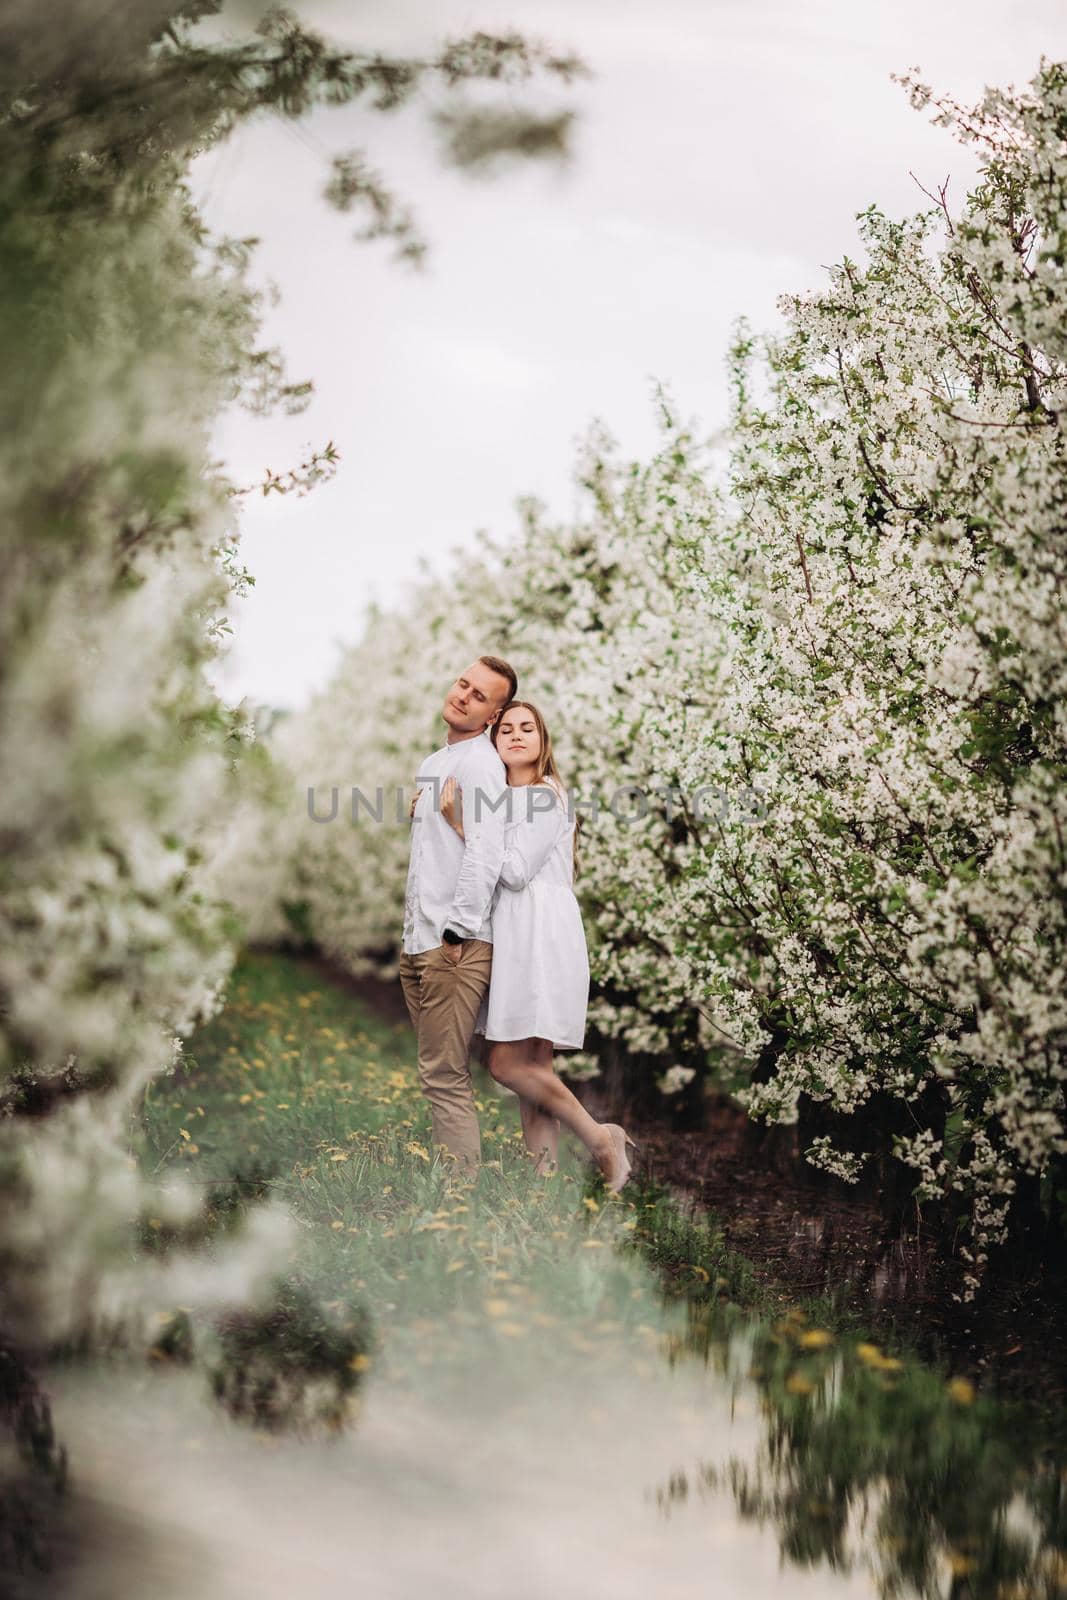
583;1084;1067;1406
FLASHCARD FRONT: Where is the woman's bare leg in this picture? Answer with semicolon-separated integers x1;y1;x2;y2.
517;1094;560;1172
489;1039;615;1173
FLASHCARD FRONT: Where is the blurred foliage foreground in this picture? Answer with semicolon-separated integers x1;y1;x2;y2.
8;949;1066;1600
0;1;586;1584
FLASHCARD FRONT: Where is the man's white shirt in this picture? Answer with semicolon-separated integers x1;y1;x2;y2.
402;731;508;956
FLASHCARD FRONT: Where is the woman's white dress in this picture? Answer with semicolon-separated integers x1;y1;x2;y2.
474;782;589;1049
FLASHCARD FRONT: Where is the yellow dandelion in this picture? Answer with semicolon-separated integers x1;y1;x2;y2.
798;1329;834;1349
785;1373;815;1395
582;1196;600;1212
947;1377;976;1404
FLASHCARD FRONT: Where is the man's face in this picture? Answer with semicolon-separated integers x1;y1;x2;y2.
442;661;511;735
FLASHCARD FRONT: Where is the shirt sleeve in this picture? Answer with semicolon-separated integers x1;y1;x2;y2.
442;751;509;939
499;789;566;891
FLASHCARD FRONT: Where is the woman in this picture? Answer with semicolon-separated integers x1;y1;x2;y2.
440;700;636;1192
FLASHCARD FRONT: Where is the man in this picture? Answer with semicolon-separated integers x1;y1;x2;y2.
399;655;517;1171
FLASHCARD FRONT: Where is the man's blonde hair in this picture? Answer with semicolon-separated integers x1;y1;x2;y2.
478;654;517;703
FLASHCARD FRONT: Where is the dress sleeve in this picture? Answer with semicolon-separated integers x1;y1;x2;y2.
499;788;566;890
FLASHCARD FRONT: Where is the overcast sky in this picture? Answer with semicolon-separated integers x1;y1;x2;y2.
194;0;1067;712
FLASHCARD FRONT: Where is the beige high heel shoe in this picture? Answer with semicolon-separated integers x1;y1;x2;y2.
602;1123;638;1193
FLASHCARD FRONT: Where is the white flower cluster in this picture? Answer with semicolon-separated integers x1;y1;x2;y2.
803;1136;868;1185
658;1065;697;1096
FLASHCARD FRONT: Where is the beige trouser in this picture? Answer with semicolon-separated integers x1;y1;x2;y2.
398;939;492;1170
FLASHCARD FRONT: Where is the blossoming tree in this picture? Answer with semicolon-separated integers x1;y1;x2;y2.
659;62;1067;1295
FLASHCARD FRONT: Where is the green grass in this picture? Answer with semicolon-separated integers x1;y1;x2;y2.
127;948;1067;1599
132;947;1045;1390
133;948;673;1406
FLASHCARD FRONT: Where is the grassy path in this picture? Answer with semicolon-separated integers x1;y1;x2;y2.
116;949;1067;1600
134;948;716;1412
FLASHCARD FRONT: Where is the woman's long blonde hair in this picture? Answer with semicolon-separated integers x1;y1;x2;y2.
490;699;581;879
